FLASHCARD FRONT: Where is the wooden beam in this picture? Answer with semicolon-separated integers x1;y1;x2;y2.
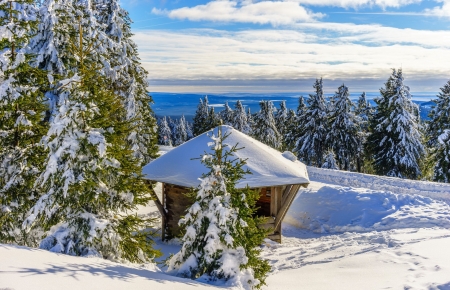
281;184;293;206
273;184;302;230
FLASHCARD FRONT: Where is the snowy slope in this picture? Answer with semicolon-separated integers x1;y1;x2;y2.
308;166;450;204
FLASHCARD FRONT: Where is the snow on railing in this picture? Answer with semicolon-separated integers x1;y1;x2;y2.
307;166;450;204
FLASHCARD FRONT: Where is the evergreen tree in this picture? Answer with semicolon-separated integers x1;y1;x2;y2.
253;101;281;150
219;101;233;126
232;100;250;134
432;130;450;182
158;117;172;146
427;81;450;182
168;127;270;289
94;0;158;164
296;95;307;118
295;78;328;166
274;100;288;137
322;150;339;170
193;96;210;136
427;81;450;147
0;0;49;246
174;115;188;146
247;107;255;135
208;106;219;128
186;120;194;141
167;116;177;144
283;109;298;152
24;22;160;263
354;92;372;172
326;84;362;171
367;69;425;179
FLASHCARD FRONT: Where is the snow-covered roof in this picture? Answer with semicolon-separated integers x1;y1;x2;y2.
143;125;309;188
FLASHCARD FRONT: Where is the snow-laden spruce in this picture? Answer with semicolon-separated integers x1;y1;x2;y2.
427;80;450;182
168;128;270;290
174;115;188;146
94;0;158;165
232;100;251;134
220;101;234;126
295;78;329;166
193;96;214;136
283;109;297;151
0;0;49;246
253;100;281;150
326;84;362;171
158;116;172;146
23;26;159;263
274;100;288;137
322;150;339;170
367;69;425;179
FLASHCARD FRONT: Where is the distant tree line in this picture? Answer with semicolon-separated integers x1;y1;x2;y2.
158;69;450;183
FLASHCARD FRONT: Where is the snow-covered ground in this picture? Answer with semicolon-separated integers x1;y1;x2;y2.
2;166;450;290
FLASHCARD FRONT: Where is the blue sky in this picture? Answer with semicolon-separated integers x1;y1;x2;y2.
120;0;450;93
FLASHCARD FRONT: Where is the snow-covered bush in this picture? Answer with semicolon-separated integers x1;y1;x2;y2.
169;126;270;289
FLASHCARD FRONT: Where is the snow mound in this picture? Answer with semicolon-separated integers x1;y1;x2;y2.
284;185;450;233
308;166;450;204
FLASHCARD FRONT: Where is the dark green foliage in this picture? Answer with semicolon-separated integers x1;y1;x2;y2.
0;0;49;246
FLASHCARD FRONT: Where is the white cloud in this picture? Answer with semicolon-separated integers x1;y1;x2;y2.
425;0;450;18
152;1;323;26
151;0;424;27
132;26;450;90
294;0;421;9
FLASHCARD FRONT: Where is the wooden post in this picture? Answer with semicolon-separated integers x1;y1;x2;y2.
274;184;302;231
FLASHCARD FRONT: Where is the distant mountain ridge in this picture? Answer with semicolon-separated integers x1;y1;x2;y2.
150;92;437;121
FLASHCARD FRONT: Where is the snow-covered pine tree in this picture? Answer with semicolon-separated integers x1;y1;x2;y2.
174;115;188;146
0;0;49;246
220;101;234;126
296;95;307;118
186;120;194;141
326;84;362;171
193;96;210;136
274;100;288;137
24;21;160;263
168;127;270;289
232;100;251;134
322;150;339;170
367;69;425;179
93;0;158;165
295;78;329;166
427;81;450;182
427;81;450;148
355;92;371;128
167;116;177;145
208;106;219;128
253;101;281;150
432;130;450;182
354;92;372;172
158;117;172;146
283;109;297;152
247;107;255;134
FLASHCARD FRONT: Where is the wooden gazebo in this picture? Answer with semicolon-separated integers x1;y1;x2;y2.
143;125;310;243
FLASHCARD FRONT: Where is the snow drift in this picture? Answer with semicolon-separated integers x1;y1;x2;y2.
308;166;450;204
284;185;450;233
